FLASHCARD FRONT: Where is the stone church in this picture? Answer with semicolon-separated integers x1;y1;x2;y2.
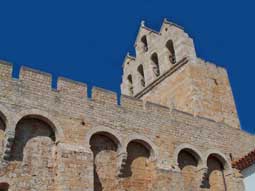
0;19;254;191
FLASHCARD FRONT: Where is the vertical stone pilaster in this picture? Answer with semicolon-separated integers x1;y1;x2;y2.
117;152;127;177
2;131;15;161
198;167;209;190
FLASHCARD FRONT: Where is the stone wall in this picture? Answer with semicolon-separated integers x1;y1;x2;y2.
139;59;240;129
0;117;5;155
0;60;254;190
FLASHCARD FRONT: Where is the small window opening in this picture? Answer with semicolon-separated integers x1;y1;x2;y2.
127;75;134;96
229;153;233;161
166;40;176;64
151;53;160;77
137;65;145;87
141;36;148;52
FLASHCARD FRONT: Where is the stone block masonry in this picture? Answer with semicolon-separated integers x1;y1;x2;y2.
0;19;254;191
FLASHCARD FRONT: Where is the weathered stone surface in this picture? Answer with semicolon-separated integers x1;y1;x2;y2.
0;19;254;191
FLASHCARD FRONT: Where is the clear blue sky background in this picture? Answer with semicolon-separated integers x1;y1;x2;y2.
0;1;254;133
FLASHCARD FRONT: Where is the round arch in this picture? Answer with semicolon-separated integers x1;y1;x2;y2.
86;126;123;153
0;103;13;130
173;143;203;167
165;39;176;64
204;149;231;171
11;109;64;142
124;134;158;161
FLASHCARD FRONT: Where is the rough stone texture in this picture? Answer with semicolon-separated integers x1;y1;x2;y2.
90;134;119;191
0;19;254;190
178;150;198;190
121;20;239;129
121;141;156;191
0;118;5;154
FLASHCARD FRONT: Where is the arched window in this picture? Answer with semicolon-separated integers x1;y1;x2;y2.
141;35;148;52
121;140;155;190
11;117;55;161
137;65;145;87
127;74;134;96
0;183;9;191
166;40;176;64
90;132;120;191
151;53;160;77
204;155;227;191
10;116;56;190
178;149;200;190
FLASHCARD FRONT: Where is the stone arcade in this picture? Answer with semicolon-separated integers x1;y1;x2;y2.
0;19;254;191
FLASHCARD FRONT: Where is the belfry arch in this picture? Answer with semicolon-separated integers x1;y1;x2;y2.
127;74;134;96
151;52;160;77
137;64;145;87
141;35;148;52
165;40;176;64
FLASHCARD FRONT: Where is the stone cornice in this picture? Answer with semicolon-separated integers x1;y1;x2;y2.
134;57;189;98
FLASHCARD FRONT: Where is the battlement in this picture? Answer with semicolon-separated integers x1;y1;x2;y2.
20;66;52;91
0;61;173;116
1;62;237;126
57;77;87;99
0;60;13;80
0;60;241;130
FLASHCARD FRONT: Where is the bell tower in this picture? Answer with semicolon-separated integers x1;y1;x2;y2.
121;19;240;129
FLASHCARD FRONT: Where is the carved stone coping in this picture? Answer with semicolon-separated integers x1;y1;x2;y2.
134;57;189;98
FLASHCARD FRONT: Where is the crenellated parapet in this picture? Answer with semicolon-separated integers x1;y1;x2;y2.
0;61;172;116
0;60;246;128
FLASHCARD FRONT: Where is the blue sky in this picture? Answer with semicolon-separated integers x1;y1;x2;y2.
0;1;254;133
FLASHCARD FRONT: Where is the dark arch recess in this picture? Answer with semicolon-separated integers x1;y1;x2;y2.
89;132;120;191
0;111;7;131
11;116;56;161
122;139;153;177
0;182;9;191
201;154;228;189
178;149;199;169
166;40;176;64
177;148;201;169
141;35;148;51
89;131;120;150
137;65;145;87
151;52;160;77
